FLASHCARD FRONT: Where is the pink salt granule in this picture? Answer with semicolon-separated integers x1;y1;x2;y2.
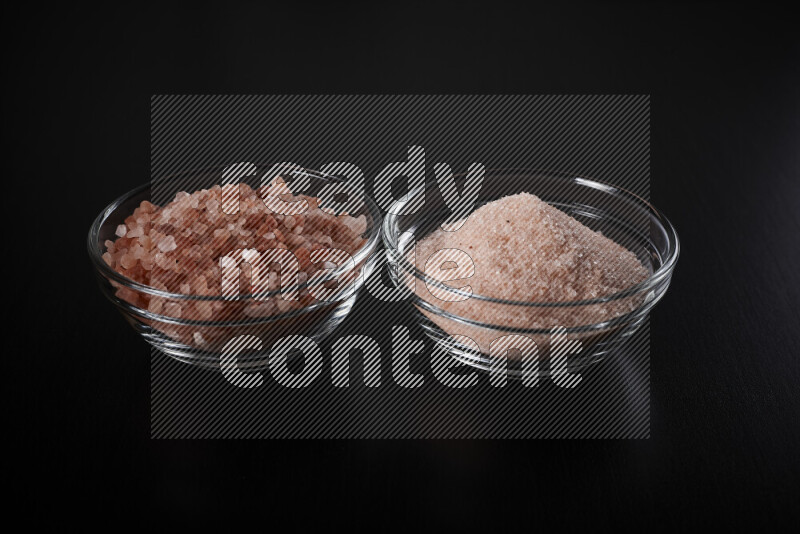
102;179;368;332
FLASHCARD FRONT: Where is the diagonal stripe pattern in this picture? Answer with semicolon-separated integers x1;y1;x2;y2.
150;95;650;439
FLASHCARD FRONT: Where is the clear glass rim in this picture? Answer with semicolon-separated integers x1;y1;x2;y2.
382;168;680;308
87;167;383;301
409;283;658;335
103;274;363;327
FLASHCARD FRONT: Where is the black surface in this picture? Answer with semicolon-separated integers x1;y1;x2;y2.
8;2;799;528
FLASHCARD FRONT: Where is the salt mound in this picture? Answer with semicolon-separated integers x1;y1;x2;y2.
417;193;648;303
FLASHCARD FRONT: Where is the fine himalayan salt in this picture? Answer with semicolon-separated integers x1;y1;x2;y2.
413;193;649;354
102;179;368;346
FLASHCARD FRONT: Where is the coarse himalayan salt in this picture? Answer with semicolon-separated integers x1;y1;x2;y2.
103;180;369;348
413;193;649;355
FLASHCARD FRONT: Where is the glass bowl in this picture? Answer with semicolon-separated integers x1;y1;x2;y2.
381;169;679;378
88;167;382;369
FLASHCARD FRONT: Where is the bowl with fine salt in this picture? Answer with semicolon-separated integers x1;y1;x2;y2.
382;169;679;378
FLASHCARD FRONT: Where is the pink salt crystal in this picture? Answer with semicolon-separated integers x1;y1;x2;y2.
163;302;182;318
192;221;208;235
115;224;127;237
139;201;156;213
148;297;164;314
119;253;137;270
342;214;367;236
157;235;177;253
286;233;305;247
127;225;144;238
268;271;279;290
194;302;213;320
275;299;293;313
192;275;209;294
204;198;219;213
116;286;139;306
150;280;168;291
154;252;170;269
131;244;145;259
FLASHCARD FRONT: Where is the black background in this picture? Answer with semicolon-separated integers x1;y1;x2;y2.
8;2;799;529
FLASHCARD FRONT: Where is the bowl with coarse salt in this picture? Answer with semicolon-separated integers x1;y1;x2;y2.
88;165;381;369
382;169;679;379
